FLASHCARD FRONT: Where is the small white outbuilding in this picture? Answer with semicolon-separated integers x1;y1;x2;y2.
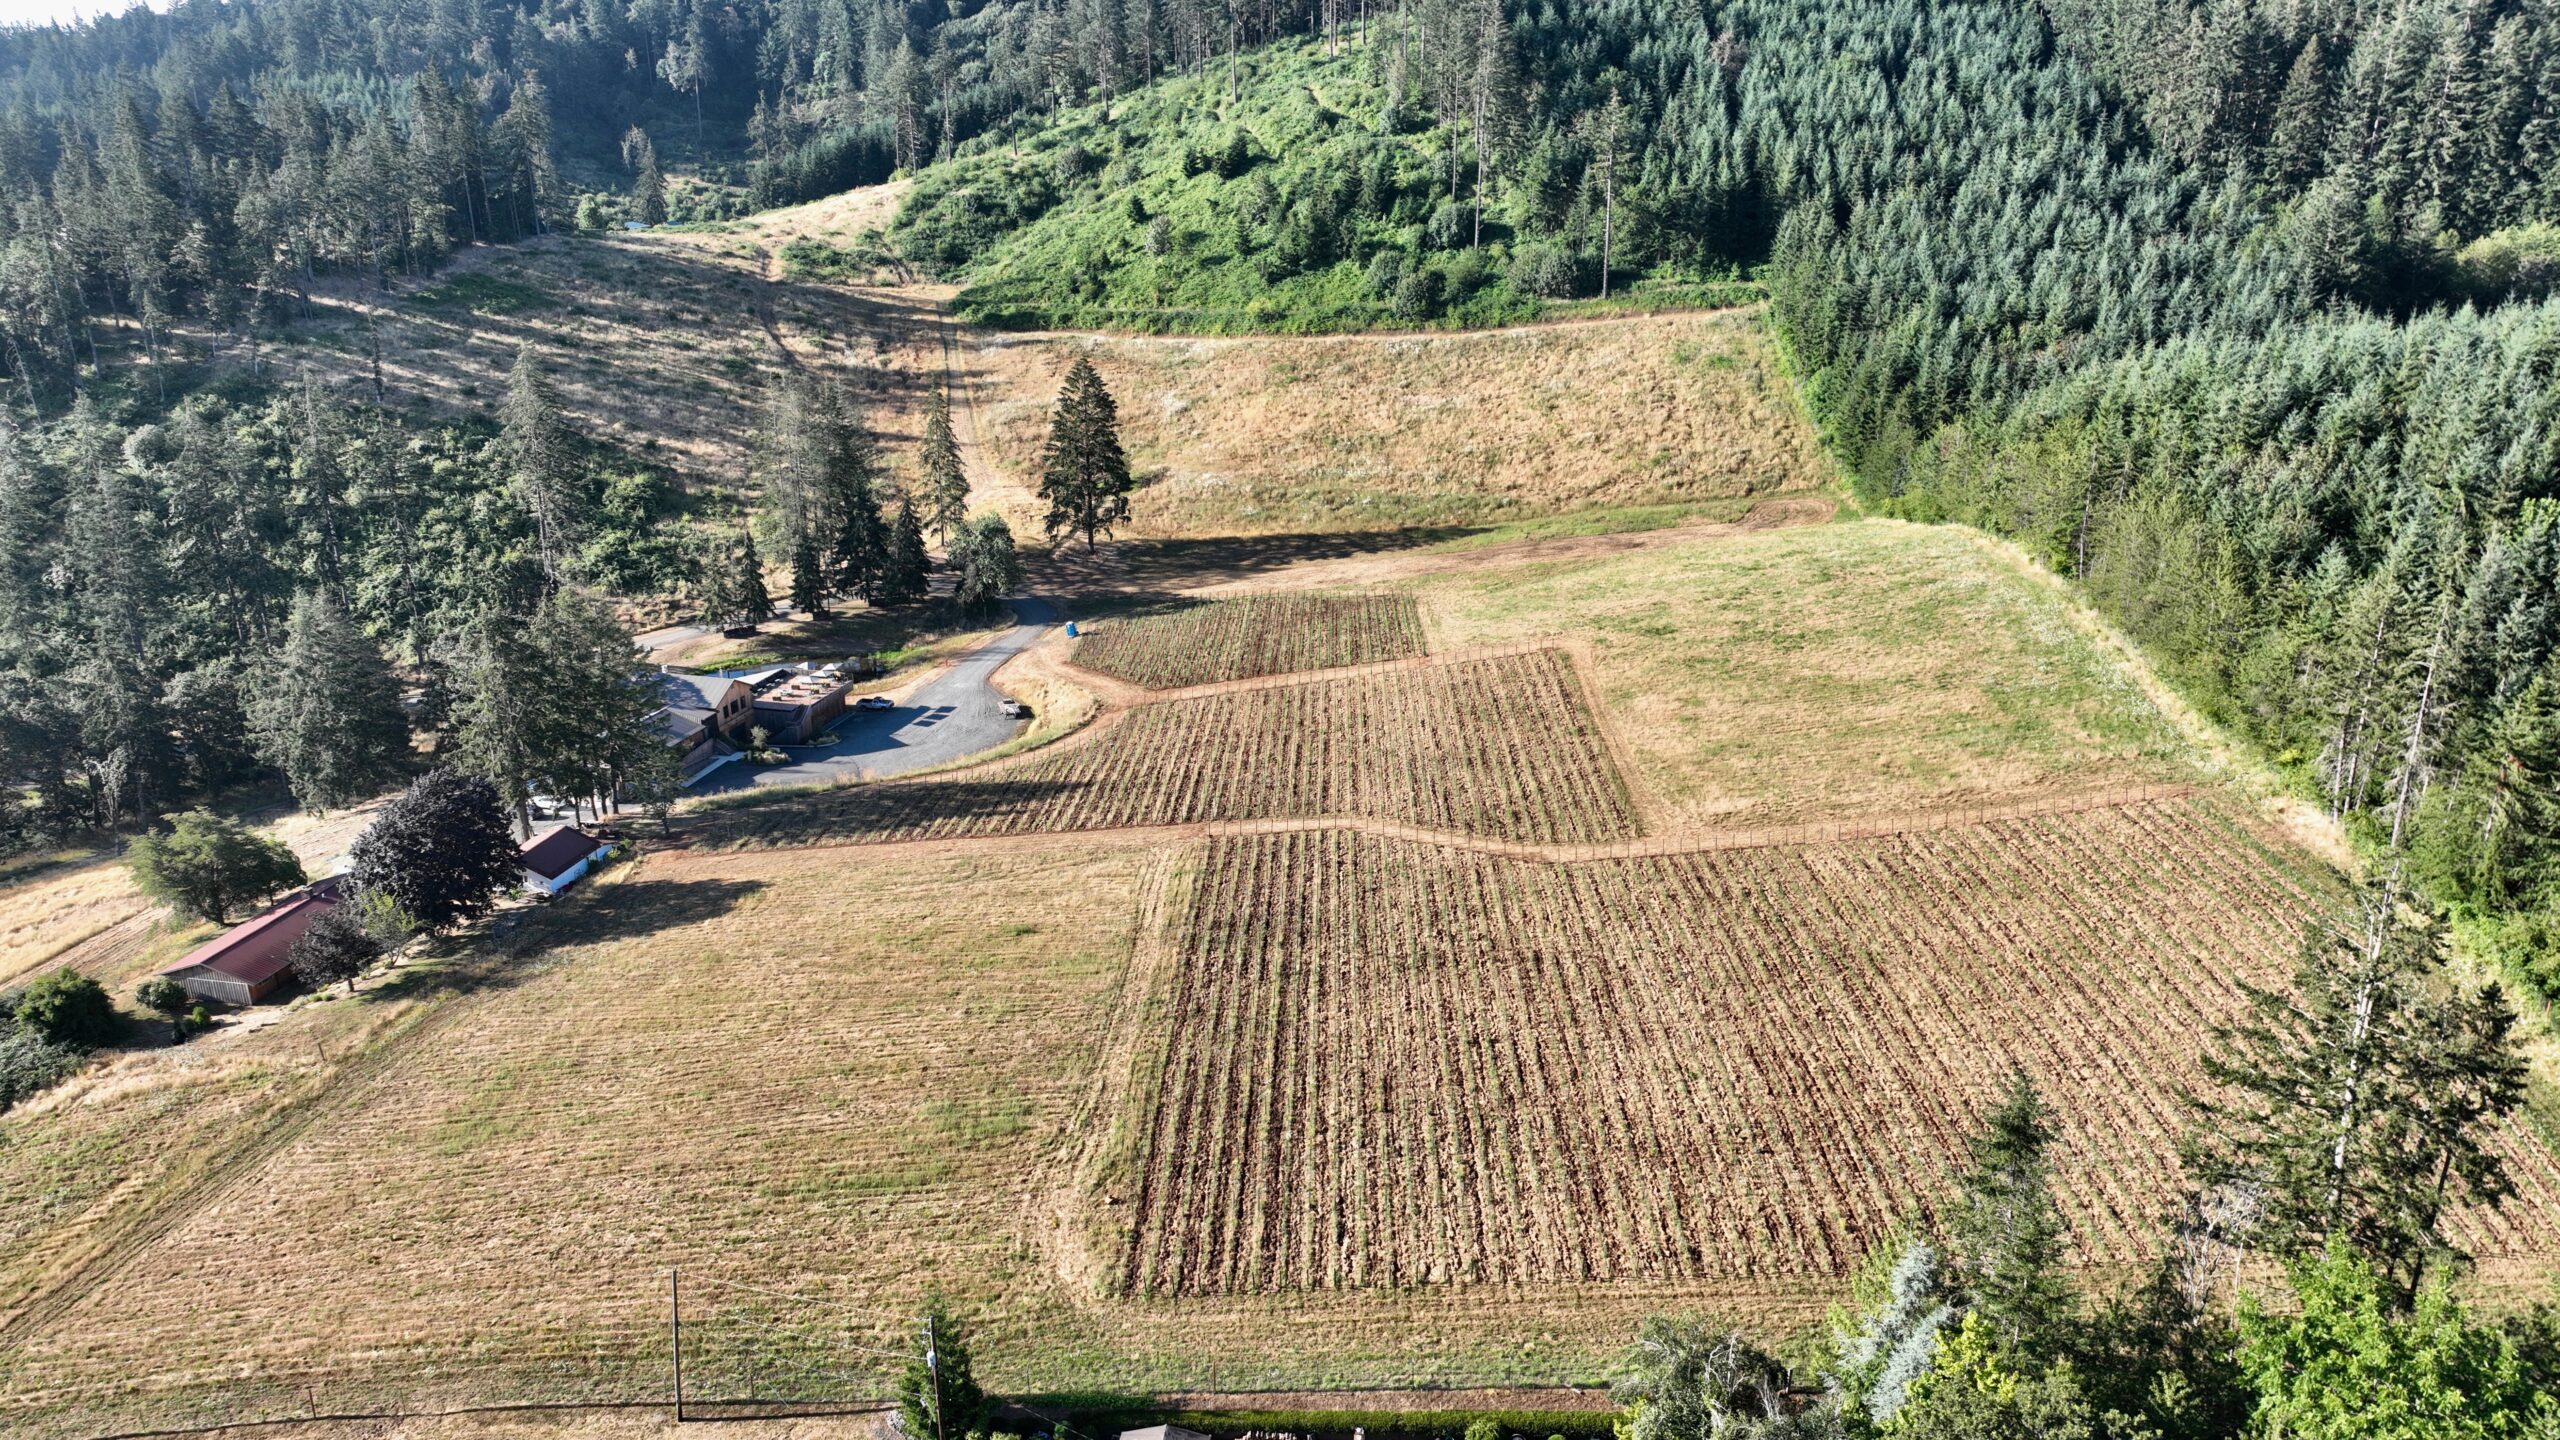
521;826;612;896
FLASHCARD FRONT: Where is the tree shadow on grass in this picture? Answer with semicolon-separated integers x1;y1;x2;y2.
1029;526;1484;595
360;877;770;1006
681;775;1106;852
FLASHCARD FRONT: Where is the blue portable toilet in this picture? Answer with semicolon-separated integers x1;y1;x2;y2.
1065;621;1080;638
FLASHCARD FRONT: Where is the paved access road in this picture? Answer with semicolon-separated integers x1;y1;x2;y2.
689;597;1058;794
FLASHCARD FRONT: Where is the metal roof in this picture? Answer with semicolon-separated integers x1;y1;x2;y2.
159;881;342;986
520;827;608;880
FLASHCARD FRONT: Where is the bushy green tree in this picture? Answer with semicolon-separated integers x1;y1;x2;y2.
948;515;1021;618
133;975;189;1035
14;969;119;1050
2235;1245;2557;1440
126;810;307;923
0;1030;84;1112
288;902;386;993
1886;1314;2110;1440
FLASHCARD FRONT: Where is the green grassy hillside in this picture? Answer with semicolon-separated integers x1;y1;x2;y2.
883;38;1753;333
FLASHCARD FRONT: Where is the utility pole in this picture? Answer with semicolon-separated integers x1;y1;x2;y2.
669;1267;685;1422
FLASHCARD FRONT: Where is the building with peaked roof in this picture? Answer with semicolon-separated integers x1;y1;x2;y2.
650;669;754;783
521;827;612;896
158;879;343;1007
642;663;855;782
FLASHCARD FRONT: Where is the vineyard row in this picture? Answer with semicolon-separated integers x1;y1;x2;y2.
695;649;1641;850
1117;799;2560;1296
1071;594;1429;690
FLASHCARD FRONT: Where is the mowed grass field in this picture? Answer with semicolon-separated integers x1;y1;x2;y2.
1416;519;2203;832
0;845;1157;1434
967;309;1832;536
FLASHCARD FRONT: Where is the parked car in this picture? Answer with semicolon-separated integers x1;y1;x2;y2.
999;698;1033;720
853;696;894;712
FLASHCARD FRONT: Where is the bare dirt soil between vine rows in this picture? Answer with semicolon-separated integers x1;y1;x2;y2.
1070;593;1428;689
1108;798;2560;1297
684;648;1638;851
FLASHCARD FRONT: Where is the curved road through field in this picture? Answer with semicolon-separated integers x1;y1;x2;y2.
689;596;1058;794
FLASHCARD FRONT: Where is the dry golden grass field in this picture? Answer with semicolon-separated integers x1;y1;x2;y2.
966;310;1832;536
0;857;155;990
295;235;947;507
281;187;1826;562
0;799;395;998
0;845;1157;1432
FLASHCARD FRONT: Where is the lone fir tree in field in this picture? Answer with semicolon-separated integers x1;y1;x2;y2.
919;390;971;547
2185;885;2528;1308
1037;357;1133;552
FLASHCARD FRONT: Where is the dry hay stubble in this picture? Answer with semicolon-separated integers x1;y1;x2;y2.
968;309;1834;537
0;843;1153;1434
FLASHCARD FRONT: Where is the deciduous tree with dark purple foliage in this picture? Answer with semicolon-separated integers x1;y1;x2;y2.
348;769;519;935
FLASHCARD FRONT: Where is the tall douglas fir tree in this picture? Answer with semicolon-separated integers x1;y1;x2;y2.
1036;357;1133;553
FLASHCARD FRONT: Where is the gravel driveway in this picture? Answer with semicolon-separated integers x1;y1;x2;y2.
688;597;1057;794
